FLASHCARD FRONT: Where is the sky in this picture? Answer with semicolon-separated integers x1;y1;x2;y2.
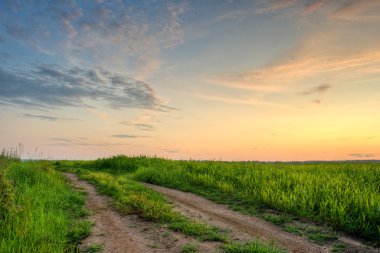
0;0;379;161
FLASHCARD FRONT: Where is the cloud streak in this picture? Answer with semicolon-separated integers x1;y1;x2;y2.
303;0;327;14
256;0;296;14
193;93;285;108
255;0;380;20
331;0;380;21
0;64;167;110
348;153;376;158
206;47;380;92
0;0;187;79
119;121;155;131
300;83;331;104
22;113;77;122
301;83;330;96
48;137;131;147
112;134;146;139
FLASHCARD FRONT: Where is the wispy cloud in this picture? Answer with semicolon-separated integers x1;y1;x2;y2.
48;1;83;39
300;83;331;104
112;134;145;139
301;83;330;95
303;0;327;14
193;93;285;108
214;10;248;22
203;0;380;110
99;1;185;78
348;153;376;158
0;64;169;110
158;147;179;154
331;0;380;21
22;113;77;122
119;121;154;131
0;0;187;80
255;0;380;20
205;47;380;92
48;137;130;147
256;0;296;14
50;138;72;142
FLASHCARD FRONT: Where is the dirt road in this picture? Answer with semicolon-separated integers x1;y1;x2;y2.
64;173;219;253
64;173;378;253
145;183;379;253
144;183;327;253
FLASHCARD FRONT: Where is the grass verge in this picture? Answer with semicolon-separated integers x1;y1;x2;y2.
0;157;90;252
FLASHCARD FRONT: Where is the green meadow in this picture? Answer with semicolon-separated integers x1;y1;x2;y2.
2;153;379;252
55;160;285;253
61;155;380;244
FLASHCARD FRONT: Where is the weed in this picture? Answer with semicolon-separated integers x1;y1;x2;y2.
83;243;104;253
181;243;199;253
148;243;159;248
305;227;338;245
67;220;92;245
331;243;346;252
283;224;303;236
262;214;292;226
162;230;171;237
224;240;285;253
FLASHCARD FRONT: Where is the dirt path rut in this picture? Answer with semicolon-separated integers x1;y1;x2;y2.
64;172;377;253
144;183;330;253
65;173;151;253
64;173;220;253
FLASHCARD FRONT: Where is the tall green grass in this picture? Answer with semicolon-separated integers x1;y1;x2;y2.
135;162;380;242
134;160;380;243
0;157;90;252
65;155;379;243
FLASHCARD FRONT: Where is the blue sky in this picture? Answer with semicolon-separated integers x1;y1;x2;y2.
1;0;380;160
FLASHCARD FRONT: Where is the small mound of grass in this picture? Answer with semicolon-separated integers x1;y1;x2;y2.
83;243;104;253
307;229;338;245
181;243;199;253
262;214;293;226
224;240;285;253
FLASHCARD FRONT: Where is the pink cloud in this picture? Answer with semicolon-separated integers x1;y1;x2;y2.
303;0;327;14
256;0;297;14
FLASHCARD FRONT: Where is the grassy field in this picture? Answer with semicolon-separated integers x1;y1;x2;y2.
71;168;227;242
61;155;379;244
4;154;377;252
55;164;285;253
0;155;90;252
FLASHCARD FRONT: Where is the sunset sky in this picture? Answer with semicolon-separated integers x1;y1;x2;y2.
1;0;379;161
